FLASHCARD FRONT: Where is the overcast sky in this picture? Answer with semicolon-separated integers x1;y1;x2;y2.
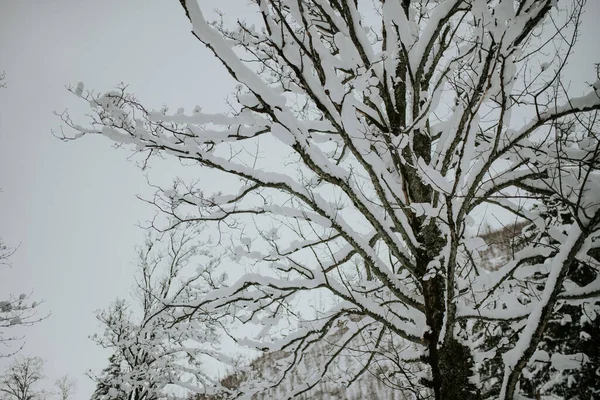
1;1;599;399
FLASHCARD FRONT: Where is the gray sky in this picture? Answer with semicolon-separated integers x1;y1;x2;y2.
0;0;599;399
0;0;244;396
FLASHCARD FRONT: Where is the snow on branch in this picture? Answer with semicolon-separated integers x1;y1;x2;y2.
65;0;600;398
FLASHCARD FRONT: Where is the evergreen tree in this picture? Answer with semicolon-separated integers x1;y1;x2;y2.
90;354;127;400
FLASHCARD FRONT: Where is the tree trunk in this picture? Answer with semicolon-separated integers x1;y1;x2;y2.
421;275;480;400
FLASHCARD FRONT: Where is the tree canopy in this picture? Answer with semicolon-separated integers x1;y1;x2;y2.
65;0;600;399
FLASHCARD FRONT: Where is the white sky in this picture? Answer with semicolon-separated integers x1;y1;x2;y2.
0;1;599;399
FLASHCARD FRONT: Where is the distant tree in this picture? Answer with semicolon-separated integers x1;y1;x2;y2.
89;225;229;400
54;376;76;400
0;236;45;357
0;238;17;268
65;0;600;399
0;356;45;400
90;354;127;400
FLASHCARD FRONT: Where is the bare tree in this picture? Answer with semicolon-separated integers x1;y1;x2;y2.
54;376;75;400
64;0;600;399
0;357;45;400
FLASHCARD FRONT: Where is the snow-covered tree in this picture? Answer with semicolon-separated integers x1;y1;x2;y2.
516;192;600;398
89;226;231;400
65;0;600;399
0;239;16;269
520;301;600;399
0;356;45;400
54;376;76;400
90;354;127;400
0;238;44;357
